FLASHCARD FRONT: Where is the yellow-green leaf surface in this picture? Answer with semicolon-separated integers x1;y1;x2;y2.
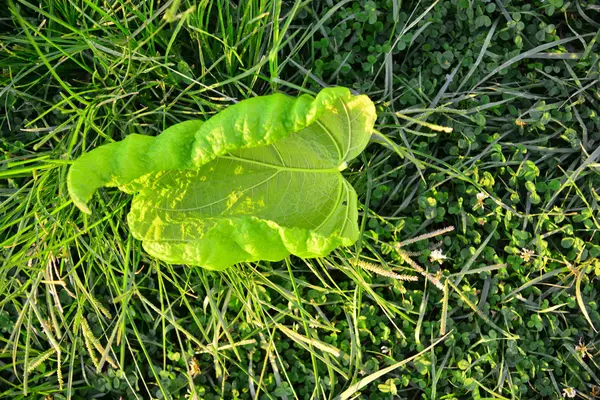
67;87;376;270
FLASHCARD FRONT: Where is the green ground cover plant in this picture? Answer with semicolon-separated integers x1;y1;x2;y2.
1;0;599;399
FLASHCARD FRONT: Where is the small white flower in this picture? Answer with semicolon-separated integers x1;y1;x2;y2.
188;358;201;378
520;248;535;262
381;345;389;354
575;338;593;359
474;192;488;210
562;387;576;398
429;249;447;265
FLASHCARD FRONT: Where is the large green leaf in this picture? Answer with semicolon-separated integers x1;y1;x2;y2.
67;87;376;270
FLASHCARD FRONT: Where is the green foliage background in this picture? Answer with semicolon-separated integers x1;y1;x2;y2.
1;0;599;399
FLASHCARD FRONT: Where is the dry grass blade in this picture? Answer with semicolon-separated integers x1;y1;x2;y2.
440;280;449;336
395;112;453;133
337;332;450;400
276;323;341;358
575;266;598;333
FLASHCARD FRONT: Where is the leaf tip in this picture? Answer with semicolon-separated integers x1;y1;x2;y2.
73;199;92;215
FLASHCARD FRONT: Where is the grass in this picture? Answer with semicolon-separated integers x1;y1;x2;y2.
1;0;600;399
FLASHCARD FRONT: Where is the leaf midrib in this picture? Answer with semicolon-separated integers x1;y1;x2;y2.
220;154;345;173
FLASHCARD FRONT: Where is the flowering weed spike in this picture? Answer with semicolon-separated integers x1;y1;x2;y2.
397;250;444;290
429;240;443;251
57;352;63;390
80;317;117;370
395;226;455;249
355;260;418;281
83;332;100;371
25;348;57;374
